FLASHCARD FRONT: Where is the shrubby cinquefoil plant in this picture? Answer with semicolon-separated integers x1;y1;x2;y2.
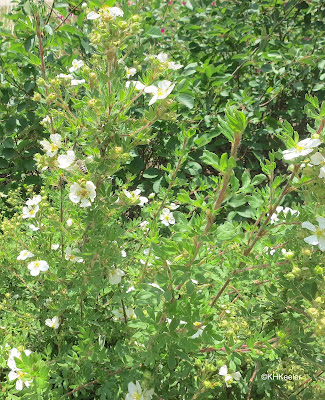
0;1;324;399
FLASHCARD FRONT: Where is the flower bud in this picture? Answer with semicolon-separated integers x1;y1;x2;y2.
315;265;324;275
301;248;311;256
33;92;42;101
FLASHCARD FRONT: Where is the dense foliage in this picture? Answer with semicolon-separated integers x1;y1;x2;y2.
0;1;324;399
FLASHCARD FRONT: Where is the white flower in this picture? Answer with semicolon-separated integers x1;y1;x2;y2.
190;322;206;339
264;246;276;255
147;282;164;292
22;205;39;219
25;195;42;206
71;79;86;86
156;52;168;63
66;219;73;226
65;247;84;263
219;365;242;387
17;250;34;261
121;250;127;258
57;73;73;79
51;244;60;250
123;189;148;206
167;61;183;70
128;80;146;91
40;116;51;125
160;208;175;226
282;138;321;161
87;11;100;20
69;59;84;73
125;381;154;400
29;224;40;231
126;286;135;293
281;249;294;258
81;2;87;9
69;181;96;207
169;203;179;210
57;150;75;169
113;308;136;320
302;217;325;251
310;152;325;178
144;80;175;106
40;133;62;157
108;269;125;285
108;6;124;18
45;316;60;329
125;66;137;78
27;260;49;276
270;206;299;224
139;220;149;230
8;370;32;391
7;348;32;371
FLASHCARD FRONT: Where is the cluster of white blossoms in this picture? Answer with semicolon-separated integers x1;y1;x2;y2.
219;365;241;387
7;348;32;391
56;60;85;86
22;194;42;219
269;206;300;224
45;316;60;329
302;217;325;251
125;381;154;400
282;137;321;161
87;6;124;21
17;249;49;276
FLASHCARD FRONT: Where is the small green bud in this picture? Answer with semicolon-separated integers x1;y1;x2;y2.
33;92;42;101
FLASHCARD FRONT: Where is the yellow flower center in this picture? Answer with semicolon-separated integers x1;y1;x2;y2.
50;143;59;152
79;188;89;198
295;145;305;152
132;392;142;400
157;88;165;96
17;370;25;379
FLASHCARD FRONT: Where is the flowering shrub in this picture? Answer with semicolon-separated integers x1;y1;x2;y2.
0;1;324;399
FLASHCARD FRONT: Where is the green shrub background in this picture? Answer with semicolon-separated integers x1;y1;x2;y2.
0;1;324;399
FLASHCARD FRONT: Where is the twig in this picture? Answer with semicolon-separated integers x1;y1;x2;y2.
247;362;259;400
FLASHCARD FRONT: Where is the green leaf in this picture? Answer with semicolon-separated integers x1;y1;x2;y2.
58;25;82;35
176;94;195;109
3;138;14;148
143;168;160;178
200;150;220;171
219;152;228;171
0;157;9;168
5;117;17;134
145;26;163;38
24;35;35;52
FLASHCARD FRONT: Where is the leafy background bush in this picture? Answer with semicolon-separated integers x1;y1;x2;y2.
0;1;324;399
